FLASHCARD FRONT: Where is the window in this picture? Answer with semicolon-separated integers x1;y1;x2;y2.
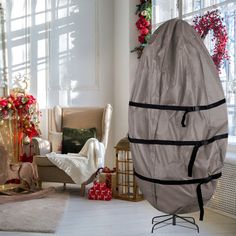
152;0;236;145
3;0;98;109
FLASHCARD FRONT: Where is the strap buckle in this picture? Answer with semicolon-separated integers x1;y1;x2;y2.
193;106;200;111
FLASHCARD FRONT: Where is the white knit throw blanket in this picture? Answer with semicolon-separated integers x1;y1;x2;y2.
46;138;105;185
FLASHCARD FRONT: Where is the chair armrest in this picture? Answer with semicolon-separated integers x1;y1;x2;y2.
32;137;51;156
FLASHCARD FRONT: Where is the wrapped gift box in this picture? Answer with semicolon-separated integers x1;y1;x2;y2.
99;172;117;196
88;181;112;201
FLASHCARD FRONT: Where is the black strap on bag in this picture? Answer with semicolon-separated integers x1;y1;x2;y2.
129;98;226;127
128;133;228;177
134;170;222;221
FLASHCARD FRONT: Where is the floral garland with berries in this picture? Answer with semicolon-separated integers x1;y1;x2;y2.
193;10;229;72
131;0;152;58
0;92;41;139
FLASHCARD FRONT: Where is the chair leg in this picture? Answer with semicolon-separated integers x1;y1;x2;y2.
63;183;66;190
80;183;86;196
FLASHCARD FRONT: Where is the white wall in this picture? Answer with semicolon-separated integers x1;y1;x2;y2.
98;0;115;166
113;0;139;147
49;0;115;108
129;0;139;93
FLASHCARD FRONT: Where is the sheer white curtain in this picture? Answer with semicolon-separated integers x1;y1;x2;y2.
4;0;98;109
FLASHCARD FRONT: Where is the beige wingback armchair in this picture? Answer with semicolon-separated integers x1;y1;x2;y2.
33;104;112;191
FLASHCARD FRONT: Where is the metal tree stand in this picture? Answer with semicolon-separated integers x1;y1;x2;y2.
151;214;199;233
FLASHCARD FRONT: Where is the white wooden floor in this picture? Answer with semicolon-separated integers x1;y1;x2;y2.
0;183;236;236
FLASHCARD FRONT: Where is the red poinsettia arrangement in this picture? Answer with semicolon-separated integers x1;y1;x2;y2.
131;0;152;58
0;93;40;139
193;10;229;72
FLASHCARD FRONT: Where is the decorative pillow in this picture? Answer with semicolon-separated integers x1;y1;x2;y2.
62;127;96;154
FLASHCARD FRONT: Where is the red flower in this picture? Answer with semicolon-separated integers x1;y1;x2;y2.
136;16;150;30
13;97;21;107
25;125;39;139
139;27;149;35
136;18;145;29
0;99;7;107
141;18;150;27
138;35;146;43
2;109;8;117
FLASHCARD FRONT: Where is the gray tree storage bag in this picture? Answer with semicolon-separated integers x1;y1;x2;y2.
128;19;228;220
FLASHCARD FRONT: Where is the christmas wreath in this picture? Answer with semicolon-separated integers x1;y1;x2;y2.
193;10;229;72
131;0;152;58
